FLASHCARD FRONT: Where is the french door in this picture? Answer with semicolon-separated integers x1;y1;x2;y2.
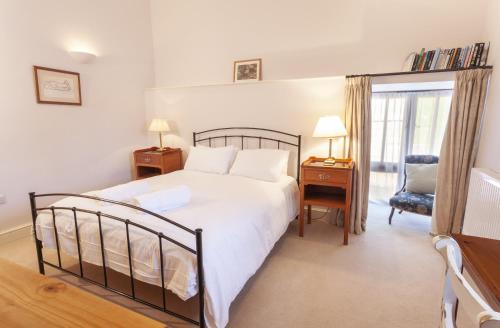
369;90;452;202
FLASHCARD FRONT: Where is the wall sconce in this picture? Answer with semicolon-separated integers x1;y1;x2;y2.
68;51;97;64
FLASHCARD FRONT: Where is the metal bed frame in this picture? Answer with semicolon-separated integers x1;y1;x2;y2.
30;127;301;328
193;127;302;183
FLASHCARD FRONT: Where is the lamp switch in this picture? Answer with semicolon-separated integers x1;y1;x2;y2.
0;194;5;205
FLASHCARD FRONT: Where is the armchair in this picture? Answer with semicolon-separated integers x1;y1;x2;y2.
388;155;439;224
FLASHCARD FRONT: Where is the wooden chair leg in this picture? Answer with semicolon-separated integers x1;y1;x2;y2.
389;207;396;225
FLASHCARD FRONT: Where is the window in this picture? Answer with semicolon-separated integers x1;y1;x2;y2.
369;89;452;202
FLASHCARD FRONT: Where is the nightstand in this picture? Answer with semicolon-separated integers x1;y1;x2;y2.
133;147;182;180
299;156;354;245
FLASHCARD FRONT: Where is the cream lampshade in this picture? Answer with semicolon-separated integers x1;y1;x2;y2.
148;118;170;151
313;115;347;166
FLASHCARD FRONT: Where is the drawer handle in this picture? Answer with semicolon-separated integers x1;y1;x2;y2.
143;156;151;163
318;173;331;180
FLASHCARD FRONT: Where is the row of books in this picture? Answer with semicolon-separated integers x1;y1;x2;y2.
405;42;490;72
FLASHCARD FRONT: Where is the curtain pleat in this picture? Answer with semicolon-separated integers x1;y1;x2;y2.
432;68;492;234
345;76;372;234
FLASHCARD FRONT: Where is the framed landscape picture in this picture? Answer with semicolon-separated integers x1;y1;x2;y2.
233;58;262;82
34;66;82;105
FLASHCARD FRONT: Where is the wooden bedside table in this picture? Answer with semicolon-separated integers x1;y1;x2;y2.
133;147;182;180
299;156;354;245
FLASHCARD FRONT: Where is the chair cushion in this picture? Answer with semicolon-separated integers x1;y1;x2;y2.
406;163;438;194
389;192;434;216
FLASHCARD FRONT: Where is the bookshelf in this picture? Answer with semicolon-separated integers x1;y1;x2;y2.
346;65;493;79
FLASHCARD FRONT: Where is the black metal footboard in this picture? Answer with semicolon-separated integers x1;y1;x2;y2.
29;192;205;328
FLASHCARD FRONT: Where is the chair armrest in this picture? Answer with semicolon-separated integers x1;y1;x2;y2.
477;310;500;326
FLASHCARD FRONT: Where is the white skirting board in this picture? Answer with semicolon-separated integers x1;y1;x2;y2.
0;223;33;245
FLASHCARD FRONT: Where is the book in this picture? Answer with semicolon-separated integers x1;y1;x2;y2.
454;48;462;69
447;48;456;69
408;53;417;71
430;48;441;70
459;46;468;68
465;44;474;68
405;42;490;72
440;49;450;70
438;49;448;69
480;42;490;66
411;54;419;71
459;47;464;68
450;48;458;69
475;43;485;67
419;51;427;71
424;51;434;70
416;48;425;71
455;48;464;68
470;44;479;67
462;46;471;68
404;53;417;71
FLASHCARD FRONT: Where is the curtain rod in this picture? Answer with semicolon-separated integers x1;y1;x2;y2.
346;66;493;79
372;88;453;94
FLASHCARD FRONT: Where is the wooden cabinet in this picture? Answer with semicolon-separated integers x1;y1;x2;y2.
133;147;182;180
299;157;354;245
451;233;500;312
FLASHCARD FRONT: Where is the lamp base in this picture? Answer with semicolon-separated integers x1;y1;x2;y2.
323;157;336;166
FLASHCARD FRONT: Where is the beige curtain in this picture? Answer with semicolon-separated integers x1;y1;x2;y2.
345;76;372;234
432;68;492;235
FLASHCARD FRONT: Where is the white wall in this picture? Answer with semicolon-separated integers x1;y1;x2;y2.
145;77;346;171
150;0;487;87
0;0;154;232
476;0;500;173
148;0;488;171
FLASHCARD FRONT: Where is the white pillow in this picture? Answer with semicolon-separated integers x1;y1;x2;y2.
229;149;290;182
405;163;438;194
184;145;237;174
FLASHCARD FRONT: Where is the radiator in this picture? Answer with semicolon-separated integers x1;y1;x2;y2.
462;168;500;240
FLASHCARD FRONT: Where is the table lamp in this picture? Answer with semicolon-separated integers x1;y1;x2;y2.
313;115;347;166
148;118;170;151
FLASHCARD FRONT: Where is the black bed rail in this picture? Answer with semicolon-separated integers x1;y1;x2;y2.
193;127;302;184
29;192;205;328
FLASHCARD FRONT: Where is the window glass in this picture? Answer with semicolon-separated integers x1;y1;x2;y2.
369;89;452;202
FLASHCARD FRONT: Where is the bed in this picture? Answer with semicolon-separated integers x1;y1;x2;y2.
30;127;302;328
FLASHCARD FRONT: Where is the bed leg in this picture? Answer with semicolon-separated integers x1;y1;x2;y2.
29;192;45;275
196;229;205;328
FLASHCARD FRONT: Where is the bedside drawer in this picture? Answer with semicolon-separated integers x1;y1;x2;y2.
135;153;161;166
304;168;348;185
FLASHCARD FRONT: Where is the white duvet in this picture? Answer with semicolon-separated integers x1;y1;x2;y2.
36;170;299;328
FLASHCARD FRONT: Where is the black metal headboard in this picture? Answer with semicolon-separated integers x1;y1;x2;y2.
193;127;302;183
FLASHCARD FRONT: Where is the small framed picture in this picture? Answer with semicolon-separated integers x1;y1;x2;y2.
33;66;82;105
233;58;262;83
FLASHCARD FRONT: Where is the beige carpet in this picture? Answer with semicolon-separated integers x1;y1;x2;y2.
0;203;443;327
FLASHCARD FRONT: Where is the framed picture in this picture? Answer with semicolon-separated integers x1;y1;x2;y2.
33;66;82;105
233;58;262;82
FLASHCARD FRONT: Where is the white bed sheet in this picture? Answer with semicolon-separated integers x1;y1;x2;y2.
36;170;299;328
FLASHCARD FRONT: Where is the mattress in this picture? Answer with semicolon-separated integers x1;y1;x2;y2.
36;170;299;328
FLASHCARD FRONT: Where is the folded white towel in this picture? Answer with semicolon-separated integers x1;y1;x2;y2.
133;185;191;213
93;180;150;205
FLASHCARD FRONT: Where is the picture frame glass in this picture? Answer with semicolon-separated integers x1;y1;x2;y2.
234;59;261;82
34;67;81;105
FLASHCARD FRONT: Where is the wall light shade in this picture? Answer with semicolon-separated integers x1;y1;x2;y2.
148;118;170;132
313;115;347;138
68;51;97;64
